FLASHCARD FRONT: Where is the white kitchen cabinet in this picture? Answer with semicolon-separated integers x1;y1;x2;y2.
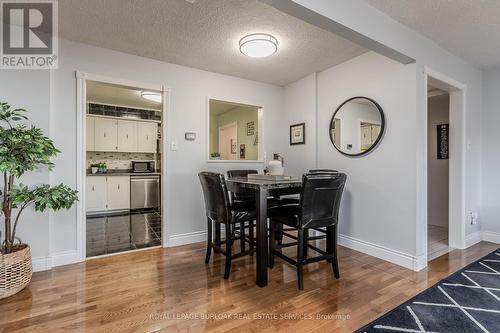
86;176;107;212
86;116;95;151
117;119;138;152
106;176;130;210
94;117;118;152
137;122;158;153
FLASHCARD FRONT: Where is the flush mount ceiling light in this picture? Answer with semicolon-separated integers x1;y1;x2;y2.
239;33;278;58
141;92;162;103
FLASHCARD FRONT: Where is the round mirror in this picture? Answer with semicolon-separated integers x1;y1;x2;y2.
329;97;385;156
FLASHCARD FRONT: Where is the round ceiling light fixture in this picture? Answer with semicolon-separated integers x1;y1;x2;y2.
141;92;162;103
239;33;278;58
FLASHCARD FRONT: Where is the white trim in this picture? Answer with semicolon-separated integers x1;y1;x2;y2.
206;96;264;163
482;230;500;244
32;256;52;272
168;230;207;247
420;67;467;268
338;234;425;271
51;250;81;267
465;231;483;248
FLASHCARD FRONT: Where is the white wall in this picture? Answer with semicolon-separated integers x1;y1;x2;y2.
317;52;417;256
427;95;449;228
1;39;286;269
481;70;500;243
0;71;52;270
278;0;485;268
283;73;317;176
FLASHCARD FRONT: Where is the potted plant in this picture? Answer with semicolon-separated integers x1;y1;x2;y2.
0;102;78;299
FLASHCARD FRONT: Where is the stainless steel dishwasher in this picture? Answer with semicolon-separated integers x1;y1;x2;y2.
130;175;160;210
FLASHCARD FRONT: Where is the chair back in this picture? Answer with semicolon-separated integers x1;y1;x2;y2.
299;172;346;229
309;169;338;173
227;170;257;202
198;172;231;223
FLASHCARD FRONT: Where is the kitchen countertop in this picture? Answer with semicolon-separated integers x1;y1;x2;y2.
86;170;161;176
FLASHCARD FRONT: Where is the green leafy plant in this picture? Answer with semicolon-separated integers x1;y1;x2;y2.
0;102;78;254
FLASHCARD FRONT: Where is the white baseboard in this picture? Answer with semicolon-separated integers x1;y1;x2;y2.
482;230;500;244
51;250;81;267
32;256;52;272
31;251;82;272
465;231;483;248
168;230;207;247
338;234;423;271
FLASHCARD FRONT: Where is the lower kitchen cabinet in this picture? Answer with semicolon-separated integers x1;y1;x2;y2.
86;175;130;213
107;176;130;210
86;177;107;212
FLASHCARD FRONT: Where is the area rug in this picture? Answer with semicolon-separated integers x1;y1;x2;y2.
356;248;500;333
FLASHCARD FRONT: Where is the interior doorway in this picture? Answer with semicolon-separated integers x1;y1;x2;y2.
76;72;169;262
218;122;238;160
423;68;467;264
427;86;450;260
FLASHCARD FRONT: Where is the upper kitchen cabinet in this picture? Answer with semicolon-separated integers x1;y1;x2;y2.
88;115;158;153
117;119;138;152
137;122;158;153
86;116;95;151
94;117;118;152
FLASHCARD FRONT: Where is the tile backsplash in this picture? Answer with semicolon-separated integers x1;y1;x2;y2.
87;152;156;170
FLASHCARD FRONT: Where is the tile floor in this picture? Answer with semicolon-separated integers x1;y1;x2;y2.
86;210;161;257
428;224;449;261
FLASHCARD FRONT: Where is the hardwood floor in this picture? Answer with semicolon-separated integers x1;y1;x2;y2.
0;241;498;333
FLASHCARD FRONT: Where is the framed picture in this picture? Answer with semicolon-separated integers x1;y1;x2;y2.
437;124;449;159
246;121;255;136
230;139;237;154
290;123;305;145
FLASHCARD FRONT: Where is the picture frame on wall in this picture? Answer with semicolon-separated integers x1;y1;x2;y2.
290;123;305;145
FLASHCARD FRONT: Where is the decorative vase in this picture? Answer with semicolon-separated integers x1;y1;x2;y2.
0;245;32;299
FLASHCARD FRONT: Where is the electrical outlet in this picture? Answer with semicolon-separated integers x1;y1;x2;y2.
469;211;479;225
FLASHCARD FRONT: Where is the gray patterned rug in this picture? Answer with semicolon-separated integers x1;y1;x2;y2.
356;248;500;333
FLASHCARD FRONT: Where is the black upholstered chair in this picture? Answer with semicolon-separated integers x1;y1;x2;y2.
268;172;347;289
198;172;256;279
273;169;340;245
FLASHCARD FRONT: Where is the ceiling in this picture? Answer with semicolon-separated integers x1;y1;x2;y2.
87;81;162;110
58;0;367;86
365;0;500;69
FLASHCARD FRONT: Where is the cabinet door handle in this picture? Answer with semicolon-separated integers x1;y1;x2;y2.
104;132;106;138
126;134;129;139
92;185;95;191
118;184;120;190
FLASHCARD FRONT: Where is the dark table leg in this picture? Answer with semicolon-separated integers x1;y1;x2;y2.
255;187;268;287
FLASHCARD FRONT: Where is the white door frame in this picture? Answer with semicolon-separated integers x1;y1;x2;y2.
420;67;467;268
218;121;238;160
75;71;170;261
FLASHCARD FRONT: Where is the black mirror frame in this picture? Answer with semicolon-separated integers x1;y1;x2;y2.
329;96;386;157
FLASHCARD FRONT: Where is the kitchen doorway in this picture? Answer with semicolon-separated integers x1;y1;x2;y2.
76;72;168;261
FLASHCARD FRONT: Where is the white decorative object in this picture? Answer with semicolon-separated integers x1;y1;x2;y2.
267;154;284;175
